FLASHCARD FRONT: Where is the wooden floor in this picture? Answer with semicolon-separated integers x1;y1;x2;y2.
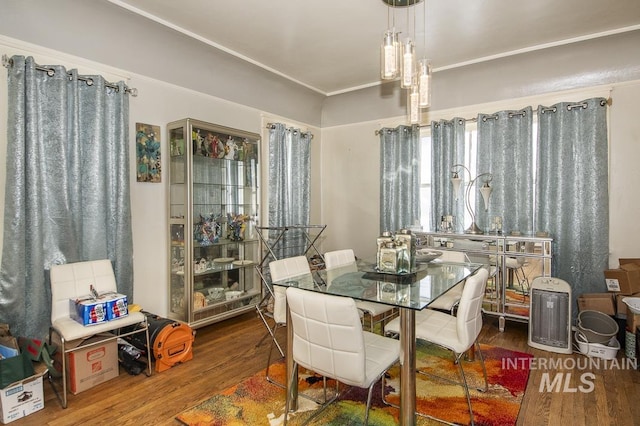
13;312;640;425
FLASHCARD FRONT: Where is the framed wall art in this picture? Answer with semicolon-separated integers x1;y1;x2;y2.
136;122;161;182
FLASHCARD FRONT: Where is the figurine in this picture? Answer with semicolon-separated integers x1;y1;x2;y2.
224;135;238;160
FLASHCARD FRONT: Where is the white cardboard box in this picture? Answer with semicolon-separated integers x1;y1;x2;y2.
0;371;45;424
68;335;118;394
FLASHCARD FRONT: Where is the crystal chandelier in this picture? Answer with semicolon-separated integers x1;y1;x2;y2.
380;0;432;124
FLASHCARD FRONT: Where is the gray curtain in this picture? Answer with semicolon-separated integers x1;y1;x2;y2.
536;98;609;298
430;118;466;232
379;125;420;233
0;56;133;339
267;123;311;258
477;107;533;234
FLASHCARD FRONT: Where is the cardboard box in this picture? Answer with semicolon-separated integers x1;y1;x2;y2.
604;263;640;295
577;293;616;315
626;305;640;333
103;293;128;321
615;293;628;318
70;297;107;326
70;292;128;325
0;370;45;424
68;335;118;394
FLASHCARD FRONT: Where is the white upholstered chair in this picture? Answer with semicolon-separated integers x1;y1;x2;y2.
426;250;469;313
49;259;152;408
284;287;400;425
384;268;489;425
506;256;530;299
264;256;311;386
324;249;396;333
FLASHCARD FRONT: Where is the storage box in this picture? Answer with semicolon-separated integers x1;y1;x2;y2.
102;292;128;321
615;293;629;318
626;305;640;333
68;335;118;394
577;293;616;315
0;369;45;424
604;263;640;295
70;292;128;325
70;297;107;326
619;258;640;267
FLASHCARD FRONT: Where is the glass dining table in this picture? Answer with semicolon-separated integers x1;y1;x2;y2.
272;259;483;425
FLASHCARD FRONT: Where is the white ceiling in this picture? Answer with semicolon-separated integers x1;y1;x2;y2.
109;0;640;96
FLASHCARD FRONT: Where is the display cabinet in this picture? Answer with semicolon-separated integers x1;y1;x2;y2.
167;118;260;328
416;232;553;331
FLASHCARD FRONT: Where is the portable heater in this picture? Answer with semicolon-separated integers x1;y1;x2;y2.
528;277;572;354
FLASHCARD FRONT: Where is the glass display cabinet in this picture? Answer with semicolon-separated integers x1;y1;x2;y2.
167;118;260;328
416;232;553;331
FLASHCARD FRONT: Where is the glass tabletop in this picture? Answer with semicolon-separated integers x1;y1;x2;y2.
272;260;483;310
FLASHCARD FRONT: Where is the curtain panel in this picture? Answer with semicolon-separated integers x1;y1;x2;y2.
536;98;609;300
379;125;421;233
430;118;466;232
0;56;133;339
267;123;311;259
477;107;534;234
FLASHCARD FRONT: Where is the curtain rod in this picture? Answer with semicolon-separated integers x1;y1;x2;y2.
375;97;612;134
266;122;314;139
2;54;138;97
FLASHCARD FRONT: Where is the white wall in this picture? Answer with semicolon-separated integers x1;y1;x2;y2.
127;75;264;316
0;39;322;317
608;82;640;264
321;82;640;271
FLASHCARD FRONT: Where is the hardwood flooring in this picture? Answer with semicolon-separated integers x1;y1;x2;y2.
11;312;640;425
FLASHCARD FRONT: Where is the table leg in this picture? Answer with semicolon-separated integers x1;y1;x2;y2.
286;304;298;411
399;308;416;426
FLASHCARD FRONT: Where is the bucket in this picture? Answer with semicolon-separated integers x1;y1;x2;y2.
577;310;619;344
575;331;620;360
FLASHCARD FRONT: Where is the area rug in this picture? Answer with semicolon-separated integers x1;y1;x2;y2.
176;342;532;426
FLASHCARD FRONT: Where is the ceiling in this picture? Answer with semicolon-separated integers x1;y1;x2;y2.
109;0;640;96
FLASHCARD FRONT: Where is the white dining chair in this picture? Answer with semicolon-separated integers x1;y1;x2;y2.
506;256;530;299
324;249;397;333
264;256;311;387
49;259;152;408
384;268;489;425
427;250;469;313
284;286;400;425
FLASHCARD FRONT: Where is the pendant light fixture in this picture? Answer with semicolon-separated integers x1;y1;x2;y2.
400;38;416;89
408;81;420;124
417;59;432;107
400;2;416;89
417;0;432;108
380;0;429;124
380;1;399;80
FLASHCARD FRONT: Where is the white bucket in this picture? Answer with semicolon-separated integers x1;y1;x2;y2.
577;310;619;344
575;331;620;360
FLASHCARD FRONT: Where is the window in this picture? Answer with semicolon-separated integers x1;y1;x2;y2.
419;119;539;232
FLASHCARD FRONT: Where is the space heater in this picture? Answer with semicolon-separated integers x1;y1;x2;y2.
528;277;572;354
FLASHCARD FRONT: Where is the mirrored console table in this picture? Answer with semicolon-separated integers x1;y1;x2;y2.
415;232;553;331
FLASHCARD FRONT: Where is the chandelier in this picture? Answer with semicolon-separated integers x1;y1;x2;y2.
380;0;431;124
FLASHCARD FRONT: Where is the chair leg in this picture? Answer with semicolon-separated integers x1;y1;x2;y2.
474;341;489;393
364;382;375;426
454;352;475;426
48;327;68;409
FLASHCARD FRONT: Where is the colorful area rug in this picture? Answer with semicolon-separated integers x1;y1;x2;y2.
176;342;532;426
